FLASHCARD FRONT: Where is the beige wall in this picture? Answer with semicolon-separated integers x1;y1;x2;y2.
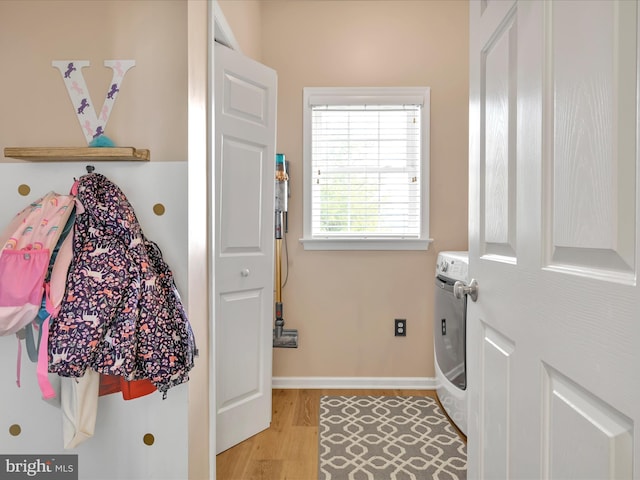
0;0;187;162
221;0;469;378
217;0;263;61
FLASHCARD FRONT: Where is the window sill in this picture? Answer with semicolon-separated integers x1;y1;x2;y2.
299;237;433;251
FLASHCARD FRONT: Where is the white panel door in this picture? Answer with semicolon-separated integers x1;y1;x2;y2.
214;42;277;454
468;1;640;478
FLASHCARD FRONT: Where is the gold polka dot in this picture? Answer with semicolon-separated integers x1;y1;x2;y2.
153;203;165;216
18;184;30;196
9;424;21;436
143;433;155;446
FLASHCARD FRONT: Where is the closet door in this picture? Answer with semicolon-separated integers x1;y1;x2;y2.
468;1;640;477
214;42;277;453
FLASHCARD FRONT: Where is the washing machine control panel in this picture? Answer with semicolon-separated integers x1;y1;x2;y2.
436;251;469;283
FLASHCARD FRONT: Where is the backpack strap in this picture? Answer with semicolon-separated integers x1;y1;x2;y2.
14;327;29;387
24;309;49;362
36;283;59;399
15;333;22;387
24;322;41;363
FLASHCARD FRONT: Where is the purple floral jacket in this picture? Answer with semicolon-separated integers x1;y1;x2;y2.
48;173;196;395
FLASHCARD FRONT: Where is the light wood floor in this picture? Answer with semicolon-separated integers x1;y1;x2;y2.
216;388;466;480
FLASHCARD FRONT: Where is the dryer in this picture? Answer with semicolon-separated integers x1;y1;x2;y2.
434;251;468;435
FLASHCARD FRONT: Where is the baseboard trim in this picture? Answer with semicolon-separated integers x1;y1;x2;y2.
272;376;437;390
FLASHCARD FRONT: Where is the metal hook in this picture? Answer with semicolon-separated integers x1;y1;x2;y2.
86;165;95;174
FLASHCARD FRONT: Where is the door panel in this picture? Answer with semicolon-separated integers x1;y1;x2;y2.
547;1;637;276
215;42;277;454
483;12;517;258
479;323;514;480
220;138;265;251
218;289;263;409
223;71;270;126
469;1;640;478
542;366;633;479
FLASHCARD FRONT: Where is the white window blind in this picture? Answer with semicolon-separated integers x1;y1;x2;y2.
302;87;431;251
311;104;421;237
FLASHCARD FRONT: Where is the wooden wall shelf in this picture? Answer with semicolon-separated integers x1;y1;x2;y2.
4;147;150;162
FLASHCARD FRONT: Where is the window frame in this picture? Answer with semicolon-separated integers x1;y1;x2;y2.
301;86;433;251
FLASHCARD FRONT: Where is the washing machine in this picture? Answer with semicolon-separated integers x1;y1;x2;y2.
434;251;468;435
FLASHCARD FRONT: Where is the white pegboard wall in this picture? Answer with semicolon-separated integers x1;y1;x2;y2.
0;162;189;479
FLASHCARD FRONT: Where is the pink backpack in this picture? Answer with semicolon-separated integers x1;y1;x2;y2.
0;191;76;395
0;192;75;335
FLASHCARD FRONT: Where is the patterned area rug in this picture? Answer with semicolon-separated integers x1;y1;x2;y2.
319;396;467;480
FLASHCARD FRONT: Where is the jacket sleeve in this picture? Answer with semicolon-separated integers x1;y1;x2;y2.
136;238;196;395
